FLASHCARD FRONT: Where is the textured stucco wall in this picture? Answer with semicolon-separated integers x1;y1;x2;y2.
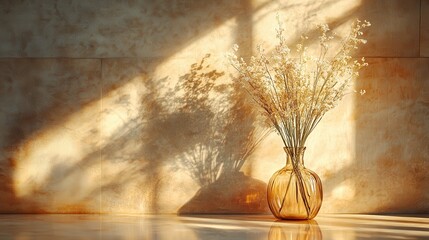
0;0;428;214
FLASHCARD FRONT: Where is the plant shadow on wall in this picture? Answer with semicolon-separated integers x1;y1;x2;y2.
139;54;270;214
171;55;270;214
101;54;271;213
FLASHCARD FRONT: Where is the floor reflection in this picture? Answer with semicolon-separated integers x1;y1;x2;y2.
0;214;427;240
268;220;322;240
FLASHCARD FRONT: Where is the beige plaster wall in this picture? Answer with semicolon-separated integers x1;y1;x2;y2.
0;0;427;214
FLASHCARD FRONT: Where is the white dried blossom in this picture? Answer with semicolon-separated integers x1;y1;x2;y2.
228;19;370;149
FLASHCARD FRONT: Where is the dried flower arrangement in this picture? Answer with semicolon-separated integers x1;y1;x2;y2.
228;17;371;219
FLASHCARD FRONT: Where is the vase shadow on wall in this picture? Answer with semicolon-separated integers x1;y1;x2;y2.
178;172;269;214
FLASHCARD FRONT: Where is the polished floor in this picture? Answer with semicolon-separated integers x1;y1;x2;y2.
0;214;428;240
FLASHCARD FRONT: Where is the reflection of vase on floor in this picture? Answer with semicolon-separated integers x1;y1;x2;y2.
267;147;322;220
268;220;322;240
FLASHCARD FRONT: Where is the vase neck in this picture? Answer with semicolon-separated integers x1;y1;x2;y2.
284;147;306;167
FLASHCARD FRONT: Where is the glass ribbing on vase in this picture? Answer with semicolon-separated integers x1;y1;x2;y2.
267;147;323;220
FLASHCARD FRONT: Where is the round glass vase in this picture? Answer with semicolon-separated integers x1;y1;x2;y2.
267;147;323;220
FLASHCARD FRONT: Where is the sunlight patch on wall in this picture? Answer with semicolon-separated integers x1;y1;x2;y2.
331;179;356;201
13;133;83;198
12;99;102;211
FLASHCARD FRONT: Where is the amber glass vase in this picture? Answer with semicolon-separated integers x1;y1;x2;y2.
267;147;323;220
